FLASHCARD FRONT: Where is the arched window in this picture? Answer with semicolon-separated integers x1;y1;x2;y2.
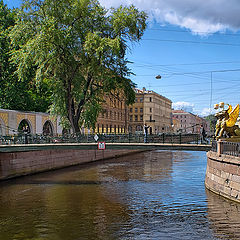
0;118;6;136
43;120;53;136
18;119;32;134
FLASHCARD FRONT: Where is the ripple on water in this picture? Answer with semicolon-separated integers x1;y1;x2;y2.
0;150;239;239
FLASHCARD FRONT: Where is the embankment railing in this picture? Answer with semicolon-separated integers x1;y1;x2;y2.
211;140;240;157
0;133;203;145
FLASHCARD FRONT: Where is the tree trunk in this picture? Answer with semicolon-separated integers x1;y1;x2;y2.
72;116;81;135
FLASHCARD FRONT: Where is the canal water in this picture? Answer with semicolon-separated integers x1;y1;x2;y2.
1;150;240;240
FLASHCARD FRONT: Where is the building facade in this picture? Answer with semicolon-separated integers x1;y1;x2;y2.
129;88;172;134
93;94;128;134
0;109;62;136
172;110;209;134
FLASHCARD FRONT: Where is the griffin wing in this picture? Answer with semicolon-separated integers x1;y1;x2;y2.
226;104;240;127
227;104;232;114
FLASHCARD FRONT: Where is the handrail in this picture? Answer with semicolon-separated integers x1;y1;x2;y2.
0;133;203;145
212;140;240;157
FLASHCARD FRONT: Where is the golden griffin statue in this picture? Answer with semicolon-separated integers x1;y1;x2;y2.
214;103;240;140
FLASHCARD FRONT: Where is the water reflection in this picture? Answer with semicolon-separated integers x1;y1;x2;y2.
206;189;240;239
0;150;239;239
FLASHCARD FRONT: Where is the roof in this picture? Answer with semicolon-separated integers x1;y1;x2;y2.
135;88;172;103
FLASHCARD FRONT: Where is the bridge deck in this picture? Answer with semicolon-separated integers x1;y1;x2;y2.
0;143;211;152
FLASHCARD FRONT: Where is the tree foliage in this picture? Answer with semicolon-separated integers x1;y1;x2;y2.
10;0;147;133
0;0;52;112
204;114;217;134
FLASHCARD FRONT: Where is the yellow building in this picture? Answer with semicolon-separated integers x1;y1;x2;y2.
129;88;172;134
172;118;181;133
95;94;128;134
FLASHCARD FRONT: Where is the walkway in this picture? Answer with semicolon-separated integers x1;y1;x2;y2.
0;143;211;152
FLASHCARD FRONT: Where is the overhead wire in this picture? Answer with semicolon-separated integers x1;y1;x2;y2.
142;38;240;47
147;28;240;37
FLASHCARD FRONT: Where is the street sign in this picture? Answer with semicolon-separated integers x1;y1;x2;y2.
98;142;106;150
94;134;99;142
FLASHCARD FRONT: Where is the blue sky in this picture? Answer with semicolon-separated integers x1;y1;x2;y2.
4;0;240;116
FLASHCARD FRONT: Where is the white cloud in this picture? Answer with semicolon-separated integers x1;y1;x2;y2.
199;108;211;116
99;0;240;34
172;102;216;116
172;101;194;113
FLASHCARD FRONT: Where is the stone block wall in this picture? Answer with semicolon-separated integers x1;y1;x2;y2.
205;151;240;202
0;148;144;180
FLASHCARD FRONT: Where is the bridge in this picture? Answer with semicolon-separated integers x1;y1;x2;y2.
0;142;211;180
0;142;211;153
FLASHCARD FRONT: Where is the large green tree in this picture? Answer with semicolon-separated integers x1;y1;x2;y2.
0;0;52;112
10;0;147;133
205;114;217;135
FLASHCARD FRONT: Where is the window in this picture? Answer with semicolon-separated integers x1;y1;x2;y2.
130;108;132;113
149;97;152;102
140;98;143;102
140;115;143;121
130;116;133;122
150;108;152;113
106;111;108;118
140;108;143;113
150;115;152;121
135;115;138;121
135;107;138;113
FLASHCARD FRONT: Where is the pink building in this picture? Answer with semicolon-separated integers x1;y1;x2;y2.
172;110;209;134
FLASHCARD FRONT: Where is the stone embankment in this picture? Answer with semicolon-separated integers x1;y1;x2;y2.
0;143;210;180
205;150;240;203
0;144;146;180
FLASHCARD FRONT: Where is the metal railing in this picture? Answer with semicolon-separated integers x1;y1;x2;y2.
211;140;240;157
0;133;202;145
222;141;240;157
211;140;217;152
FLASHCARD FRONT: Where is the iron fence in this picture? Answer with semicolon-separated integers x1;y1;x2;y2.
0;133;202;145
211;140;217;152
222;141;240;157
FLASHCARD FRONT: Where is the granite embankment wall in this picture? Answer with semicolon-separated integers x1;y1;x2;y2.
0;144;146;180
205;151;240;203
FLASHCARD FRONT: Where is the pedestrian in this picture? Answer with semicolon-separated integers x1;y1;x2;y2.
144;123;149;143
23;126;29;144
200;124;206;143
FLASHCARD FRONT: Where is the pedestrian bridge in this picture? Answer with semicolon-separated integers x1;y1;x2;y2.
0;142;211;180
0;142;211;153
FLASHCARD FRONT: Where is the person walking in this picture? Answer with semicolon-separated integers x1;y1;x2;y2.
200;124;207;144
144;123;149;143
